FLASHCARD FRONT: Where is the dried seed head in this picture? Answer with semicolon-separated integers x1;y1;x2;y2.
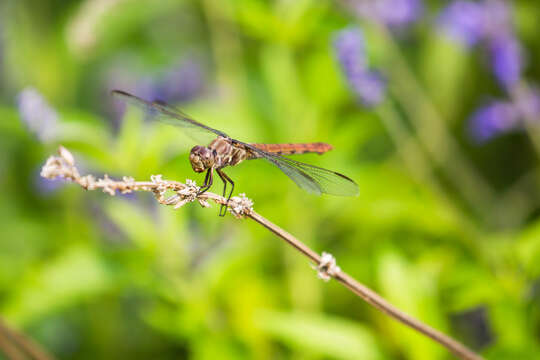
228;193;254;218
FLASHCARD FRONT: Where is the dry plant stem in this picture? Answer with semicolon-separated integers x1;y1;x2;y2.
335;273;482;360
0;331;25;360
248;212;320;262
0;318;53;360
41;147;483;360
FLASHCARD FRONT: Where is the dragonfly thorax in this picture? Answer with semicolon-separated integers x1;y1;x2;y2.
189;145;215;172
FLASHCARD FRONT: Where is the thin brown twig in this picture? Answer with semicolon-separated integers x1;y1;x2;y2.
0;318;53;360
40;146;484;360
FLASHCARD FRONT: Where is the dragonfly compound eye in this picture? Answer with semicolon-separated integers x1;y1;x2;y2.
190;146;215;172
189;146;207;172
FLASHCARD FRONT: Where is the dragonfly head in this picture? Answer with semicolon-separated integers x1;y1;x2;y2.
189;145;215;172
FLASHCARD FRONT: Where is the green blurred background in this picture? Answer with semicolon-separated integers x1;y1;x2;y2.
1;0;540;359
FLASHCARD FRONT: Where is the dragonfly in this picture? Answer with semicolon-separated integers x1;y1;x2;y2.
112;90;359;216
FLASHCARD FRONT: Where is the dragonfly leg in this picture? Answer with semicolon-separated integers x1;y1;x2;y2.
198;168;214;195
219;172;228;198
217;170;227;216
217;169;235;217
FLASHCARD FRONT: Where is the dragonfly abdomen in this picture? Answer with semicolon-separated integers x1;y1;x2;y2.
249;142;333;157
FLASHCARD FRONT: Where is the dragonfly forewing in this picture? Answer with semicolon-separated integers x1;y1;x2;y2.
112;90;228;144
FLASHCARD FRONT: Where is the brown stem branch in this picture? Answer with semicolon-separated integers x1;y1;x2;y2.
247;212;482;360
40;146;483;360
0;330;26;360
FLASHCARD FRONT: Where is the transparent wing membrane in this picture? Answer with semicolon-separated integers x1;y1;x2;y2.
112;90;227;144
246;145;359;196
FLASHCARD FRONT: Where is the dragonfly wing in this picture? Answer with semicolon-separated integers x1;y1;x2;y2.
112;90;228;144
245;144;359;196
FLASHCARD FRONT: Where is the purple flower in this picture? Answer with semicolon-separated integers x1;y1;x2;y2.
350;71;387;107
489;33;522;89
438;0;513;47
438;1;486;46
334;28;367;80
515;88;540;120
438;0;523;90
133;60;205;104
34;169;66;194
17;88;60;143
376;0;423;28
105;58;206;130
155;60;205;103
353;0;423;28
333;28;387;107
106;59;205;105
481;0;513;38
469;101;519;142
468;89;540;142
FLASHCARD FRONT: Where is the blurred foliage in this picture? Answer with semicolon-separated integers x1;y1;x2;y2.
0;0;540;359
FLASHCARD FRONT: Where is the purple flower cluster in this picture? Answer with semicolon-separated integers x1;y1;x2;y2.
437;1;538;142
352;0;423;28
468;100;519;142
438;0;522;90
333;28;387;107
469;89;540;142
105;58;206;130
136;59;205;104
17;87;60;143
489;34;522;90
106;58;205;105
16;88;66;194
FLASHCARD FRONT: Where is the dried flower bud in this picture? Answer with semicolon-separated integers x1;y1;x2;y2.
228;193;254;218
58;146;75;166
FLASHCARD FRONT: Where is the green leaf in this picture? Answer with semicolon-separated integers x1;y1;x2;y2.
102;197;159;250
377;251;445;360
1;245;110;325
420;37;470;121
516;219;540;277
254;310;382;360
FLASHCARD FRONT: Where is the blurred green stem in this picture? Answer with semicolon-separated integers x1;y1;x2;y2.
495;167;540;228
373;24;496;223
377;103;485;240
510;82;540;157
376;104;445;196
502;81;540;225
201;0;245;101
